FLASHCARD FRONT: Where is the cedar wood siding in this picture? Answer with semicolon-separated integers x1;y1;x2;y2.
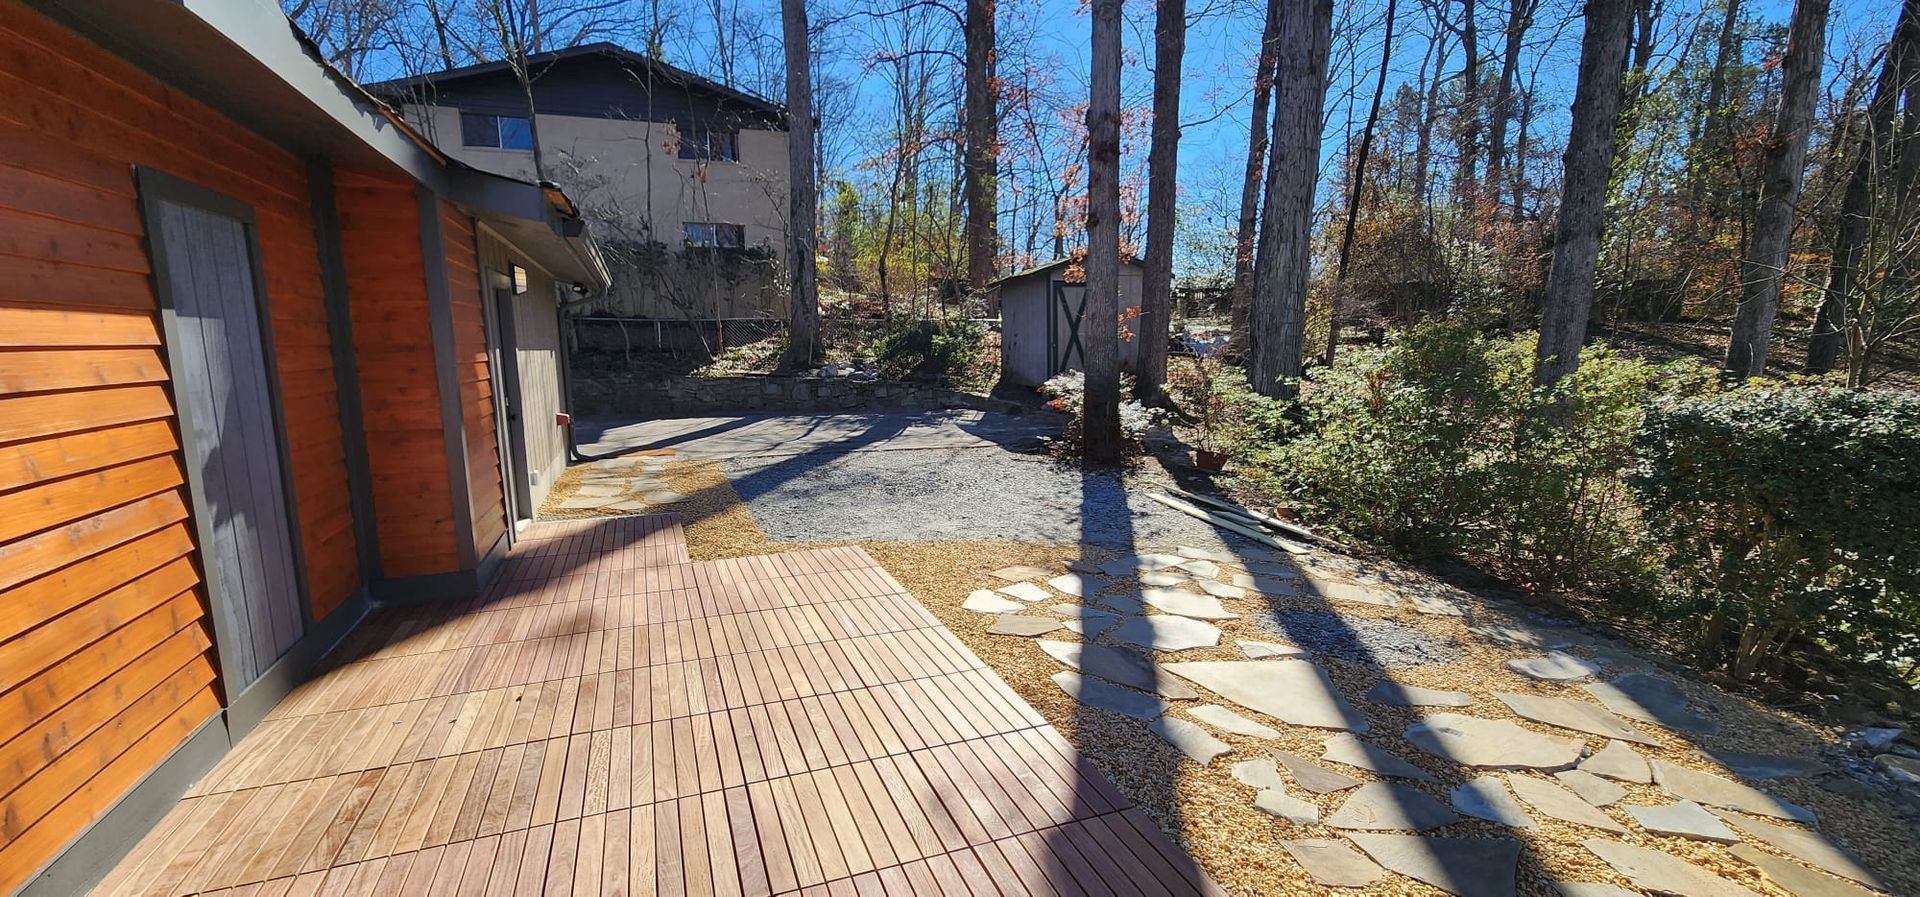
333;168;463;578
441;202;509;561
0;4;359;892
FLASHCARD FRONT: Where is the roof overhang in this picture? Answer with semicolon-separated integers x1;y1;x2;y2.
449;168;611;295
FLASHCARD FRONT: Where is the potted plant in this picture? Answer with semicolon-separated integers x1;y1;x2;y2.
1172;356;1243;471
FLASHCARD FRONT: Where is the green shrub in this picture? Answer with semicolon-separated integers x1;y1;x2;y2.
1165;357;1291;460
1630;388;1920;680
870;319;988;382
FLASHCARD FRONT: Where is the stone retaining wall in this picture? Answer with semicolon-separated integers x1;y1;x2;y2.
570;370;1032;417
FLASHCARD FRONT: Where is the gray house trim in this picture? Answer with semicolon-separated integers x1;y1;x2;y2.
308;159;383;589
417;184;479;570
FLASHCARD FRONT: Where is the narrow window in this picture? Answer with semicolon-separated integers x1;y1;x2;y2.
683;222;747;249
677;125;739;161
461;112;534;150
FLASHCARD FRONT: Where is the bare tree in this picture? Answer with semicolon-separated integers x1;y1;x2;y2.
964;0;1000;302
1724;0;1829;377
1249;0;1334;396
1690;0;1744;200
1226;0;1284;359
781;0;821;367
1137;0;1187;400
1484;0;1538;203
1084;0;1124;463
1533;0;1634;387
1329;0;1398;365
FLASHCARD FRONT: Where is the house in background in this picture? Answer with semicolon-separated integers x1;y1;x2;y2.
371;45;792;323
995;257;1145;387
0;0;607;893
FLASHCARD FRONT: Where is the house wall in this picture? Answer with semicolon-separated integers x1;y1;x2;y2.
441;202;508;563
405;103;789;319
0;5;362;891
477;231;569;511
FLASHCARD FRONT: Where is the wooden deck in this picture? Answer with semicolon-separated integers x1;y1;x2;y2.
90;515;1222;897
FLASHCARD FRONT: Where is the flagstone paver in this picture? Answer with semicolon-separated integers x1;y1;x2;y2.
1231;759;1287;790
1051;671;1170;720
1555;769;1628;806
1194;580;1248;600
995;581;1052;602
1498;692;1660;745
1326;783;1461;831
1451;776;1537;829
1403;713;1586;771
1280;839;1386;888
1252;788;1320;824
964;589;1028;614
1553;882;1643;897
1652;760;1817;823
1322;733;1438;782
1730;844;1881;897
92;515;1224;897
1584;838;1765;897
1235;638;1307;659
1141;589;1239;620
988;564;1054;582
1709;810;1883;888
1108;615;1224;652
1165;660;1371;732
1272;750;1363;795
1151;717;1232;765
986;614;1065;636
1189;704;1280;739
1507;774;1629;834
1584;672;1719;734
1046;573;1108;597
1581;740;1653;783
1036;640;1200;699
1625;801;1741;843
1346;833;1521;897
1507;650;1606;681
1366;681;1473;707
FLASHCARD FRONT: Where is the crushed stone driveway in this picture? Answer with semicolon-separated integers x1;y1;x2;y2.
575;409;1058;460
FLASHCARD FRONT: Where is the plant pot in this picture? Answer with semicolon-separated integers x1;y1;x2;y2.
1194;449;1228;471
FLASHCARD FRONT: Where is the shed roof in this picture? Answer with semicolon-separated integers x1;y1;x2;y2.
992;255;1145;286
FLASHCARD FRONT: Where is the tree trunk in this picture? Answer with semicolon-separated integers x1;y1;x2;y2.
964;0;1000;305
780;0;820;368
1226;0;1284;360
1249;0;1334;396
1138;0;1187;400
1532;0;1633;387
1455;0;1481;205
1692;0;1743;200
1725;0;1829;378
1329;0;1398;365
1484;0;1535;203
1083;0;1125;464
1810;0;1917;372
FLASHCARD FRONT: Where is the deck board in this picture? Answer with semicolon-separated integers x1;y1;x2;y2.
91;514;1220;896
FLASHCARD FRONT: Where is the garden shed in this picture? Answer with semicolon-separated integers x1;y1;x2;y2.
995;256;1143;387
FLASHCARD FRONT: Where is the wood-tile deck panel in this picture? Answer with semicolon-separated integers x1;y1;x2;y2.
90;515;1220;897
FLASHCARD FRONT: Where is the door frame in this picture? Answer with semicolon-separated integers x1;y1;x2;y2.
134;166;315;737
482;273;534;534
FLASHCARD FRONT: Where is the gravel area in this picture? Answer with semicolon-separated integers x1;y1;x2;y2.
1253;609;1464;668
723;445;1263;549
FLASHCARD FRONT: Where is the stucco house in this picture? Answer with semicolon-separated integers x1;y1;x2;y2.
371;45;792;322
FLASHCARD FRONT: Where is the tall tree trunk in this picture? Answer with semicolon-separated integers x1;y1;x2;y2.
964;0;1000;304
1455;0;1481;205
1533;0;1634;387
1249;0;1334;396
781;0;820;368
1725;0;1829;378
1329;0;1398;366
1485;0;1535;204
1138;0;1187;400
1226;0;1284;359
1084;0;1125;464
1692;0;1744;200
1810;0;1917;372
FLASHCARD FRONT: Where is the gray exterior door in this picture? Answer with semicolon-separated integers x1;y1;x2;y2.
144;176;306;698
1047;279;1090;377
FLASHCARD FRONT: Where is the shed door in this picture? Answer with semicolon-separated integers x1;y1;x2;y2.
152;196;305;693
1047;279;1090;377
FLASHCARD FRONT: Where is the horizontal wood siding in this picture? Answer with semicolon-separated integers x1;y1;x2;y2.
335;169;461;578
441;203;509;560
0;4;352;890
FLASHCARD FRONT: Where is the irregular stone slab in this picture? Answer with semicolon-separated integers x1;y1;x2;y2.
640;490;688;504
1309;578;1401;607
1236;638;1307;659
1231;759;1287;790
986;615;1063;636
963;590;1026;614
1730;844;1880;897
1190;704;1280;739
1651;761;1816;823
1099;553;1185;575
1281;839;1385;888
1624;801;1739;843
1049;671;1167;720
1584;673;1719;734
1451;776;1536;829
1876;753;1920;784
1240;559;1299;578
1193;579;1248;600
604;499;655;512
1709;810;1882;888
1703;750;1826;780
1498;693;1659;745
1326;783;1460;831
571;484;627;497
1323;733;1436;782
1230;573;1302;596
987;564;1053;582
1060;617;1116;637
1095;591;1149;614
1471;623;1562;648
1583;839;1763;897
1580;740;1652;783
1165;660;1370;732
1036;640;1199;699
1253;788;1320;823
1175;559;1221;579
1141;589;1238;620
1554;884;1643;897
1346;833;1520;897
1149;716;1231;764
1366;681;1472;707
1272;750;1362;794
1175;545;1232;562
995;581;1052;602
1408;593;1468;616
1404;714;1585;771
1556;769;1628;806
1507;774;1628;834
1508;651;1605;681
1046;573;1108;598
557;497;617;509
1107;615;1222;652
1137;571;1189;587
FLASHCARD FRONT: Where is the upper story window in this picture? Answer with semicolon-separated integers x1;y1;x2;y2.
461;111;534;150
683;222;747;249
677;125;739;162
